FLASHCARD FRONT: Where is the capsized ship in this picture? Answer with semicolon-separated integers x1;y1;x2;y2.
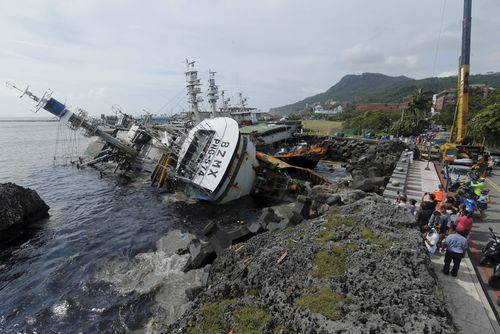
6;60;330;204
176;117;258;203
5;61;259;204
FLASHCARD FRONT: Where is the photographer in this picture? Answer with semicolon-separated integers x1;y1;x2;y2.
416;192;437;231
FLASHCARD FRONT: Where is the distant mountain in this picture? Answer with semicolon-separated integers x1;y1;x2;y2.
269;72;500;115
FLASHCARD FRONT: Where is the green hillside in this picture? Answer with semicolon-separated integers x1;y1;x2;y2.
270;72;500;115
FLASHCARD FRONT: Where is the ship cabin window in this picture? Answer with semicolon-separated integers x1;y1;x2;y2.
178;129;215;179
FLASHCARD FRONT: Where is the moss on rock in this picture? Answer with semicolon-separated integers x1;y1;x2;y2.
186;299;234;334
294;287;346;320
234;306;272;334
360;227;391;249
325;214;356;228
310;245;346;278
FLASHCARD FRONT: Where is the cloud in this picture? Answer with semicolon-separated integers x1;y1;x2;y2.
437;70;456;78
384;55;418;69
0;0;499;116
342;43;384;63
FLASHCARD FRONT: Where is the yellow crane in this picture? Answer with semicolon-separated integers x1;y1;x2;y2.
441;0;484;163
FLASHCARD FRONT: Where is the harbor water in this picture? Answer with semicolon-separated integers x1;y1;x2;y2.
0;121;180;332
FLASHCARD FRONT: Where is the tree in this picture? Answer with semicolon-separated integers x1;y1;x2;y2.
469;103;500;147
432;104;455;127
389;89;432;136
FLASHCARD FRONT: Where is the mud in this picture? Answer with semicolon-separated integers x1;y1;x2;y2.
166;192;455;333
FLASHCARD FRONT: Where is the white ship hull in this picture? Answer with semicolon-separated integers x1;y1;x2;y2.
177;117;258;203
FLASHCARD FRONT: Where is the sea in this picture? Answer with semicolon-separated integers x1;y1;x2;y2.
0;121;346;333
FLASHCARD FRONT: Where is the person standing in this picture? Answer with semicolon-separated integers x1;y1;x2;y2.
433;185;446;209
470;178;487;197
441;225;469;277
456;209;474;238
416;193;437;231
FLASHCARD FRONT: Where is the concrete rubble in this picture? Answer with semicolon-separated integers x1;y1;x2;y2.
166;190;456;333
0;182;50;234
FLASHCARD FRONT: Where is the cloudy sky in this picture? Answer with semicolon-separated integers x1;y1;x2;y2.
1;0;499;118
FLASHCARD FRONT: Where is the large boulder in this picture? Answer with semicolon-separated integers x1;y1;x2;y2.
0;183;49;233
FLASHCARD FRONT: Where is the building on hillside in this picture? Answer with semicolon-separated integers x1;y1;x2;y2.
356;103;400;112
431;85;494;114
313;103;343;115
432;89;457;112
470;84;495;98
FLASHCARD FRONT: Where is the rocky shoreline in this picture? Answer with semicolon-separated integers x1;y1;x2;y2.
163;191;454;333
0;182;49;234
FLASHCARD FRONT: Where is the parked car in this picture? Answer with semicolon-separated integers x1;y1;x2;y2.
488;149;500;166
444;164;471;183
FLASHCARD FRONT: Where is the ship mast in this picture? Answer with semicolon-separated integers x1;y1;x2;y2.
207;70;219;118
238;92;247;110
220;90;230;114
185;59;203;123
6;82;138;157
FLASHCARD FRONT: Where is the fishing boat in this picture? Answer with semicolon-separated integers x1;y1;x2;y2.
273;141;330;169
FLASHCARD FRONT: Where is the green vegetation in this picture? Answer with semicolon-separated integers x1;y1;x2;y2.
345;242;359;251
469;90;500;147
270;72;500;115
318;229;335;243
343;109;400;135
301;120;343;135
431;89;500;147
186;299;234;334
310;245;346;278
360;227;391;248
325;214;356;228
234;307;272;334
187;301;272;334
294;287;346;320
389;89;431;136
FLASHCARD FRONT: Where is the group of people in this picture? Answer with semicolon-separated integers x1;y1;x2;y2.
397;184;476;277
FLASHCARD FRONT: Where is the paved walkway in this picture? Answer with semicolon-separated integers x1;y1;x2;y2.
431;253;500;333
385;159;500;333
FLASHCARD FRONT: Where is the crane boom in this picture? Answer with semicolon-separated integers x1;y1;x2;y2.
441;0;483;164
455;0;472;143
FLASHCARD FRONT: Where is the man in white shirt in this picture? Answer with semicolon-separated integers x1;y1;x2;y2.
424;227;439;254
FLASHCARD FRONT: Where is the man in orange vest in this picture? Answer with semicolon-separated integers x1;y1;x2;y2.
433;184;445;209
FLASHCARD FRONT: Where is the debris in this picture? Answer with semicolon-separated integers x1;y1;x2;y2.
276;251;288;264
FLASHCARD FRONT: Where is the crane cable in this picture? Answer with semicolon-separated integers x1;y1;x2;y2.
432;0;448;78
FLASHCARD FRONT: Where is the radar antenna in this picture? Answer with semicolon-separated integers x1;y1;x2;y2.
6;81;53;113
